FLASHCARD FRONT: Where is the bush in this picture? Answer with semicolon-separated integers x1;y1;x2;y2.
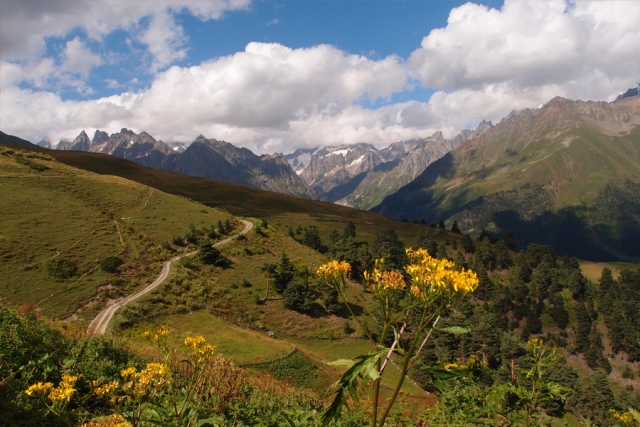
198;240;229;267
283;281;315;312
43;258;77;279
99;256;124;273
241;279;252;288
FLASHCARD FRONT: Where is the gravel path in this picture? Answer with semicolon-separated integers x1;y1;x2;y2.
87;220;253;335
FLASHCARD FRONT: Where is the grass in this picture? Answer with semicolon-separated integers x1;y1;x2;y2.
579;261;621;283
0;147;232;319
123;310;291;363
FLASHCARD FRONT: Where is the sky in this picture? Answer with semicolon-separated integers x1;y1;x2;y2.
1;0;639;154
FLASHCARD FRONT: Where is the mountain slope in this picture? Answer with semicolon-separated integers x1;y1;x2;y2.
0;144;232;319
286;127;490;210
62;129;317;199
373;95;640;261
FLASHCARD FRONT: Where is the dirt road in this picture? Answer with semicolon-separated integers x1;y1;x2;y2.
87;220;253;335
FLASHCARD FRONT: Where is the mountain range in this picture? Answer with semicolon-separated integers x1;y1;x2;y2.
56;129;317;199
373;93;640;261
286;123;492;210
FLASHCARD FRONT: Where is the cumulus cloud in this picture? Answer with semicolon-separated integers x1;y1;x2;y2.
61;37;102;77
0;42;411;151
1;0;640;155
0;0;251;68
408;0;640;100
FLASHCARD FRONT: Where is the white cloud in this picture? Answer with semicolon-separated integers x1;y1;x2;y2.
408;0;640;100
61;37;102;77
0;42;411;152
138;11;188;72
266;18;281;26
0;0;251;69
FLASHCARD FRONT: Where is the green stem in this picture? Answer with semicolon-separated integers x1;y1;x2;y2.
372;358;381;427
377;302;445;427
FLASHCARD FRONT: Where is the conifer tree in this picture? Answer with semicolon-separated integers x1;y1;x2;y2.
584;323;612;373
575;300;592;353
503;230;517;250
548;294;569;329
417;231;438;256
461;234;475;254
578;368;617;425
568;270;588;300
274;251;295;293
524;303;543;335
343;220;356;239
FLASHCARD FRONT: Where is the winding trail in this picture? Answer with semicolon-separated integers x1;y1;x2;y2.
87;220;253;335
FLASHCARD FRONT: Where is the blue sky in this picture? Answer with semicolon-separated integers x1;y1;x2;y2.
1;0;639;153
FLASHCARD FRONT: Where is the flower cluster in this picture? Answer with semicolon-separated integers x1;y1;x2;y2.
184;335;206;350
25;374;77;403
118;363;171;399
364;259;406;299
49;375;77;403
91;380;118;398
83;413;132;427
184;335;216;363
316;260;351;292
25;381;53;397
610;409;635;425
404;248;478;300
142;325;170;342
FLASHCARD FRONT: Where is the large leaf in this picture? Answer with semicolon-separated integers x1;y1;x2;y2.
322;349;388;425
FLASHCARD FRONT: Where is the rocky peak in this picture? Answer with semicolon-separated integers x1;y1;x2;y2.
69;130;91;151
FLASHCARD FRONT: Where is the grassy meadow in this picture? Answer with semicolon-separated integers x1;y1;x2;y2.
0;147;232;319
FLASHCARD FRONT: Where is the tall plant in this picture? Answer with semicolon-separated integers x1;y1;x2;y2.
316;247;479;426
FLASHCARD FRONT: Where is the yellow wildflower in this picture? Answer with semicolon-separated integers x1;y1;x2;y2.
154;325;170;341
610;409;634;425
49;384;75;403
25;381;53;397
184;335;207;350
195;344;216;363
141;330;152;339
83;413;132;427
403;248;478;300
92;380;118;398
316;260;351;291
316;260;351;278
120;366;137;379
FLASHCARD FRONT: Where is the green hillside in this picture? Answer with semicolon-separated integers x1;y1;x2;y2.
373;96;640;262
0;146;233;319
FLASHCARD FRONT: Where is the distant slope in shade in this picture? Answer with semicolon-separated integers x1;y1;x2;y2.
0;131;34;147
372;96;640;262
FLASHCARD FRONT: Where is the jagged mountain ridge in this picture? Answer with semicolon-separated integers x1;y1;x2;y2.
372;94;640;261
61;129;317;199
286;123;492;210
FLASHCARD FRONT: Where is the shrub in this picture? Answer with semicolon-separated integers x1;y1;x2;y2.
241;279;252;288
283;281;315;312
43;258;77;279
99;256;124;273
